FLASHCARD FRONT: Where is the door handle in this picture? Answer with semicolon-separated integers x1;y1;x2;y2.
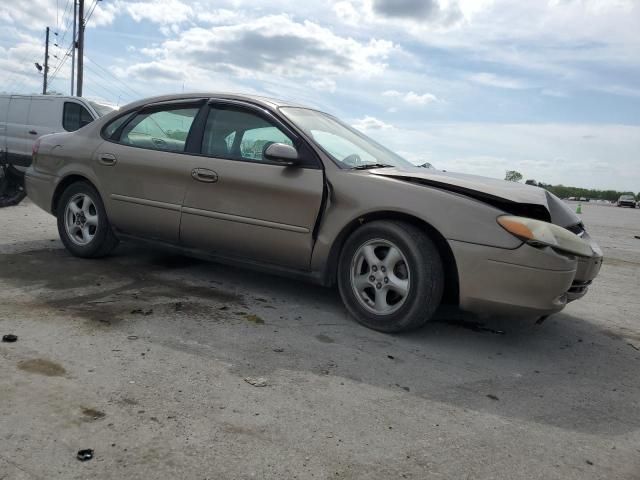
29;130;38;135
98;153;117;166
191;168;218;183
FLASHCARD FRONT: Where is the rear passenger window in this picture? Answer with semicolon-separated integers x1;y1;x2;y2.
63;102;94;131
119;108;199;153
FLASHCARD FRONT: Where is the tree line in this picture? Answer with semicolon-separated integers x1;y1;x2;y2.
504;171;637;202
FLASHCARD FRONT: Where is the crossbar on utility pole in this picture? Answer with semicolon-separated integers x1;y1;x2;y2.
71;0;77;95
43;27;49;95
76;0;85;97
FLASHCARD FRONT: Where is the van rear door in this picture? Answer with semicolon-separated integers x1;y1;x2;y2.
5;96;32;167
0;96;9;163
28;96;64;138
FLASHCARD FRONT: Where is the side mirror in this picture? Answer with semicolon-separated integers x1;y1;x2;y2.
264;143;299;166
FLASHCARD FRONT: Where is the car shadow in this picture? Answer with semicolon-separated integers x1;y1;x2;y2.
1;242;638;436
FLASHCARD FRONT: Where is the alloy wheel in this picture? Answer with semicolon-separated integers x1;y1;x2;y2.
64;193;99;246
350;238;411;315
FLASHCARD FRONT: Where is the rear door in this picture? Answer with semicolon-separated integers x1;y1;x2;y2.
94;100;203;243
28;96;64;138
179;102;324;270
0;96;9;162
5;96;32;167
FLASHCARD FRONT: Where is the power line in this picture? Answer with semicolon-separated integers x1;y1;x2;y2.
47;40;75;84
83;62;136;103
84;55;143;98
85;0;99;25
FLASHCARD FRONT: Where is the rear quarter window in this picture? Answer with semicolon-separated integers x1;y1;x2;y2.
63;102;94;132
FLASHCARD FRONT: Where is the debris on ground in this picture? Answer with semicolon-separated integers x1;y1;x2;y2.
486;394;500;401
634;236;640;240
76;449;94;461
127;335;138;340
130;308;153;316
244;376;268;387
273;348;284;353
443;319;505;335
81;407;106;421
245;314;265;324
387;355;395;360
2;334;18;342
174;302;183;312
586;460;594;466
535;315;549;325
628;342;640;351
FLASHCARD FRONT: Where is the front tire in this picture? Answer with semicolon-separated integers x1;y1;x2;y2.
337;221;444;333
56;181;119;258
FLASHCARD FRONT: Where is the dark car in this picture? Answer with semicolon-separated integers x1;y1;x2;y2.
617;195;637;208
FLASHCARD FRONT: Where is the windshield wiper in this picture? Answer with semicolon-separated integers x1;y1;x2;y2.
351;163;394;170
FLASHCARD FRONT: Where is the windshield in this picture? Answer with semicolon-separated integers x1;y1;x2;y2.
89;100;118;117
280;107;414;169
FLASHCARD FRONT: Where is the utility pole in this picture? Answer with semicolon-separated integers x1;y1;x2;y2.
71;0;77;95
76;0;85;97
43;27;50;95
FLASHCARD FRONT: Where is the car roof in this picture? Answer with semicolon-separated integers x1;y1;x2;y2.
121;92;309;111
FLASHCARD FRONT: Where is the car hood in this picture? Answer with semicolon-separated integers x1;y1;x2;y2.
370;167;581;227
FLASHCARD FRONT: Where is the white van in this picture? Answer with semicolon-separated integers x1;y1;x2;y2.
0;95;117;206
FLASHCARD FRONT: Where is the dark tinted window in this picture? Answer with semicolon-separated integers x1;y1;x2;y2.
119;107;199;153
202;107;293;162
63;102;94;131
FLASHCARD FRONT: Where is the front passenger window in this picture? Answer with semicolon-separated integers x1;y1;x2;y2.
202;107;293;162
120;108;199;153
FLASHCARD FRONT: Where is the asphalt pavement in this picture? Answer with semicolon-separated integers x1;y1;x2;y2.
1;200;639;479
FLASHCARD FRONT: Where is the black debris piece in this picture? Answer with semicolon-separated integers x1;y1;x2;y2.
77;449;94;461
2;334;18;343
486;394;499;401
535;315;549;325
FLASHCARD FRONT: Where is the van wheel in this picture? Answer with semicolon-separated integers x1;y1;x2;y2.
56;181;119;258
338;221;444;333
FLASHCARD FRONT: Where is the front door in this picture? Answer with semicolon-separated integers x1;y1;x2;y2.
180;103;324;270
94;102;202;243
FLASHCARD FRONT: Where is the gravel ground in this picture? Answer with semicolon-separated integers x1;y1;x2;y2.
1;199;639;479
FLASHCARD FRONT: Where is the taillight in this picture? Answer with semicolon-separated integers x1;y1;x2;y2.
32;138;41;159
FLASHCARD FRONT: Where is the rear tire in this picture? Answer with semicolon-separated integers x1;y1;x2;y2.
56;181;119;258
337;221;444;333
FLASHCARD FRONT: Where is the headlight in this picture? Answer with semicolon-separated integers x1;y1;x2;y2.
497;215;593;258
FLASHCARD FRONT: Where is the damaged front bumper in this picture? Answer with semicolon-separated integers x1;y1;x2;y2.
449;231;603;318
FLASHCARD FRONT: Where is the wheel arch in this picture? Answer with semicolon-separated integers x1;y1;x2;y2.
51;174;97;214
325;211;459;305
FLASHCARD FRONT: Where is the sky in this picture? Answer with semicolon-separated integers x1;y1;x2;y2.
1;0;639;191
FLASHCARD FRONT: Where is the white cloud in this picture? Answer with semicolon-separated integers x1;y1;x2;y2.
383;89;438;106
124;0;193;24
352;116;394;131
469;72;530;90
403;91;438;105
307;78;337;92
121;14;395;85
